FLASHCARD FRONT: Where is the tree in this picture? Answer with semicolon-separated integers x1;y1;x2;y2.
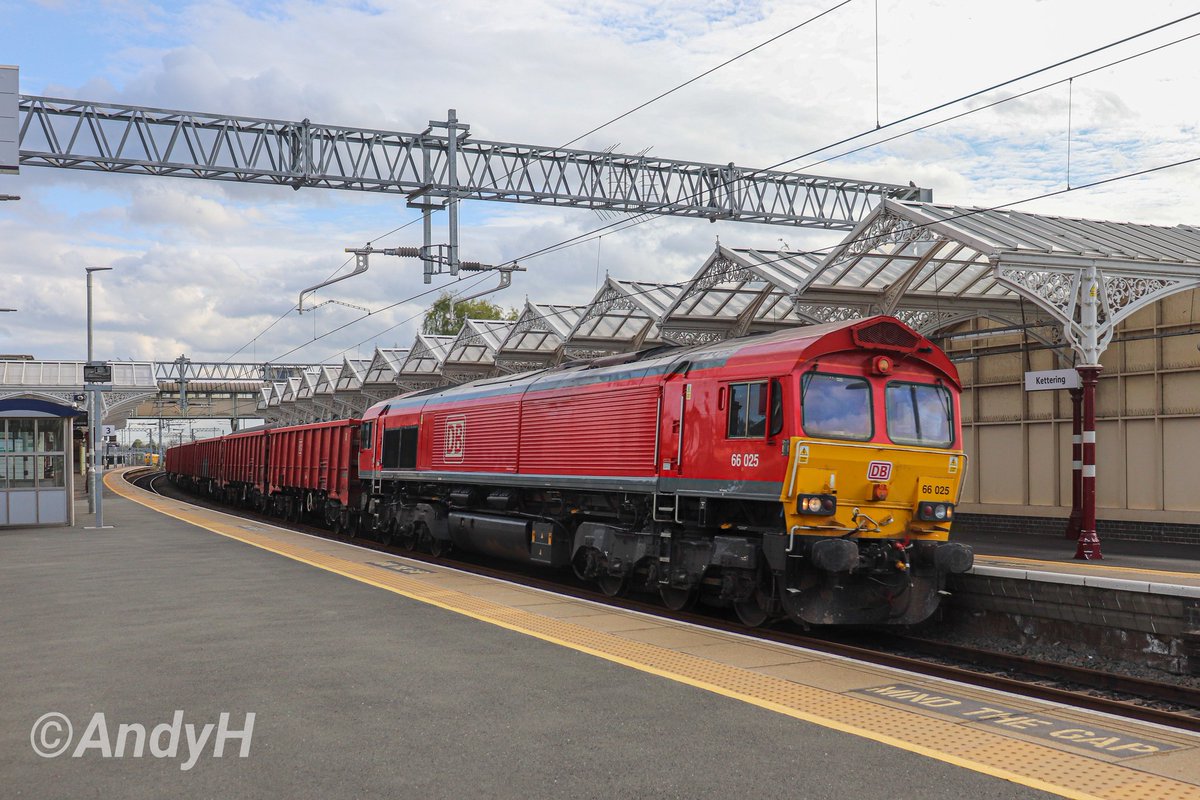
132;438;144;448
421;292;517;336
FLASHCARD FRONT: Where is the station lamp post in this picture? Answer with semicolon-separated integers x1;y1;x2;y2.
85;266;113;529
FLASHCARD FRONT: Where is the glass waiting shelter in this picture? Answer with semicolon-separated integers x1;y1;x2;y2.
0;399;78;527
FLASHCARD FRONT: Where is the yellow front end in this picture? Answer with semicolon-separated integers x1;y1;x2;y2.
780;438;967;542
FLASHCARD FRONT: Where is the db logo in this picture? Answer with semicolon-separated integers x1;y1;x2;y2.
866;461;892;482
444;417;466;463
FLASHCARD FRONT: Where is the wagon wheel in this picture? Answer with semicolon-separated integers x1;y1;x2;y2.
330;512;344;537
597;573;628;597
659;584;697;611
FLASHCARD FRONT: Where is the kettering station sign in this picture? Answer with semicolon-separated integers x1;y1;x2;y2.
1024;369;1082;392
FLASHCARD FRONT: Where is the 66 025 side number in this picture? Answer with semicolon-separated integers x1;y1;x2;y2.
731;453;760;468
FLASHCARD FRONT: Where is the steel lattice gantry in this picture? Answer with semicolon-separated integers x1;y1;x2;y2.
17;96;928;230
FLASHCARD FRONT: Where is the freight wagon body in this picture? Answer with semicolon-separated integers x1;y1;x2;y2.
265;419;361;527
222;430;268;488
164;440;193;478
166;439;220;480
357;316;974;626
220;429;269;501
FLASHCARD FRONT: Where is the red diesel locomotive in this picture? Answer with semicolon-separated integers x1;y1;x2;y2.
168;316;973;627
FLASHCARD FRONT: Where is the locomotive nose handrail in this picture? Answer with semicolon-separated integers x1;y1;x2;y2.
786;525;800;553
849;507;889;534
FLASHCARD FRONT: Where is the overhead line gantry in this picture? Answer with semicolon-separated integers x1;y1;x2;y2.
16;96;929;231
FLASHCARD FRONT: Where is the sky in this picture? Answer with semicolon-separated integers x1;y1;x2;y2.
1;0;1199;366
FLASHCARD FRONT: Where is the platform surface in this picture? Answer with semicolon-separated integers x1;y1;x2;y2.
1;469;1198;799
963;528;1200;591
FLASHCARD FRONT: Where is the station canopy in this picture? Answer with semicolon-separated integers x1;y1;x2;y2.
335;358;369;393
495;302;585;374
442;319;516;383
664;200;1200;364
0;359;157;425
361;347;411;403
396;335;455;391
313;365;338;397
363;348;409;386
660;247;825;345
563;278;682;360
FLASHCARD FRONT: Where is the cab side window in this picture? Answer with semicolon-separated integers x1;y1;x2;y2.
768;378;784;437
360;421;374;450
726;381;769;438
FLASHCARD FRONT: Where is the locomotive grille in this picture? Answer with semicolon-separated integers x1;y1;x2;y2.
854;320;920;350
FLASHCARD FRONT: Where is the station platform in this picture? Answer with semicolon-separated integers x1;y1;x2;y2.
962;528;1200;593
2;469;1199;799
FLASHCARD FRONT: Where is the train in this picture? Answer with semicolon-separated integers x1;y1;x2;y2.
166;315;973;627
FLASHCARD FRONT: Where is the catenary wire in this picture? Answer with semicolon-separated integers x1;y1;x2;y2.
490;11;1200;269
230;3;858;366
226;10;1200;373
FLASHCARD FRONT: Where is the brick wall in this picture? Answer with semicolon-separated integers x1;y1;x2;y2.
954;512;1200;546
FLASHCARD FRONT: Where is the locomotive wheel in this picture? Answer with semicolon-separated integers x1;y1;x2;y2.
428;536;451;558
597;574;627;597
733;595;771;628
396;523;418;552
659;585;697;611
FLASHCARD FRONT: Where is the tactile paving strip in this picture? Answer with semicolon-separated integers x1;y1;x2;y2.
112;473;1200;800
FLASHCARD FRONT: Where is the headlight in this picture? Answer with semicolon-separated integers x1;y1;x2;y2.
797;494;837;515
917;502;954;522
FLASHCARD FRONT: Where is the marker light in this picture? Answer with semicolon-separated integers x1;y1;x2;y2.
872;355;893;375
916;502;955;522
872;483;889;501
797;494;837;515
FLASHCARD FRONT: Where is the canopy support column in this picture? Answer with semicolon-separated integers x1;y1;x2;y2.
1065;386;1082;539
1075;367;1102;560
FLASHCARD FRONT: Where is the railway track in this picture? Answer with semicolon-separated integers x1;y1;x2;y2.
128;468;1200;733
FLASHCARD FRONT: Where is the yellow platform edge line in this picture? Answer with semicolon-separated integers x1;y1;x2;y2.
977;553;1199;580
106;472;1137;800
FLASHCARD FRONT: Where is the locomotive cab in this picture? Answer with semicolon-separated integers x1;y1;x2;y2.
766;318;973;625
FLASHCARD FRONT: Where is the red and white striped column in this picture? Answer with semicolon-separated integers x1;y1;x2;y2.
1065;386;1082;539
1074;366;1102;560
